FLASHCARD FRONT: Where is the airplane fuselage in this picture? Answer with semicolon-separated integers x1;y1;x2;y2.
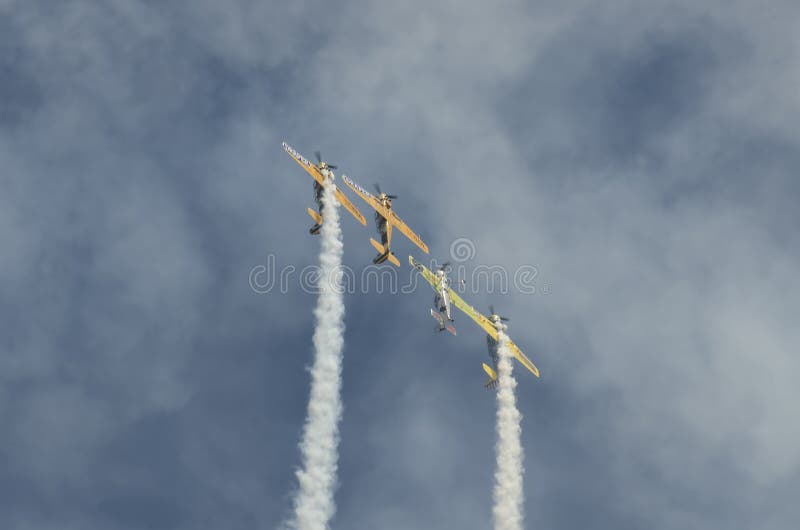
486;316;505;371
309;167;335;235
374;210;388;245
313;181;324;208
433;277;453;322
312;166;335;209
373;197;392;243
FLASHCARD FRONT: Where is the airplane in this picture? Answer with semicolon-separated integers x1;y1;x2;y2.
342;175;429;267
409;255;465;335
449;297;540;388
282;142;367;234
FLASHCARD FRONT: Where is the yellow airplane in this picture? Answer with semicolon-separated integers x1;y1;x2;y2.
412;255;539;388
476;305;539;388
342;176;429;267
282;142;367;234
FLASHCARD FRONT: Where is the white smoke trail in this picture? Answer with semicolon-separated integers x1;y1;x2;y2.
287;182;345;530
493;327;525;530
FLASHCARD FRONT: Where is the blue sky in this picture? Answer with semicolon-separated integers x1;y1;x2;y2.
1;1;799;529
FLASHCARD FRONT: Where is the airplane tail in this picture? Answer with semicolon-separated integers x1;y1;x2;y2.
307;208;323;235
370;238;400;267
482;363;498;390
430;309;456;335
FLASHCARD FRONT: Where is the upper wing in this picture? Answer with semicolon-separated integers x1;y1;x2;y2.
449;293;540;378
342;175;429;254
409;255;439;291
282;142;324;185
283;142;366;225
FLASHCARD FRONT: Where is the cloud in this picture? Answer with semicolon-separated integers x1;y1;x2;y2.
1;1;799;529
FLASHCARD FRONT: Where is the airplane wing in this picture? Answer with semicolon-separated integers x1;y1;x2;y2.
409;255;439;290
448;290;495;335
282;142;366;225
342;175;429;254
386;209;429;253
334;188;367;225
507;340;540;378
282;141;324;185
449;294;540;378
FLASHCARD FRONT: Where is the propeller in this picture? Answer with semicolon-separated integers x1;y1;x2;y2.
489;305;510;322
314;151;337;170
373;183;397;199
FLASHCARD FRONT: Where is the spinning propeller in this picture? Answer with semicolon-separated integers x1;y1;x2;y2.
489;304;510;322
374;183;398;200
314;151;337;170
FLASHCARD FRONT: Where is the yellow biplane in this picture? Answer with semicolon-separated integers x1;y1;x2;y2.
282;142;367;234
342;176;429;267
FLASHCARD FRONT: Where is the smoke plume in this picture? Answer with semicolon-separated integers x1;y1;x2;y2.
493;327;525;530
287;182;345;530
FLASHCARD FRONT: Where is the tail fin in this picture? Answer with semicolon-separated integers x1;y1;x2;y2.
370;238;400;267
430;309;456;335
430;308;444;327
307;208;323;225
482;363;498;389
307;208;323;234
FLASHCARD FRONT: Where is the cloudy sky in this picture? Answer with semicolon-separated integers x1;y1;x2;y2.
1;1;798;528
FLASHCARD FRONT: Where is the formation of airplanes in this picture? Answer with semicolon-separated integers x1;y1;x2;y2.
283;141;540;388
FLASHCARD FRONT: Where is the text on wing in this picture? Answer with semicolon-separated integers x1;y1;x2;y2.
283;143;313;167
343;176;371;197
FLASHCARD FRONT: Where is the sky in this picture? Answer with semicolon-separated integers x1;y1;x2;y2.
1;1;799;529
